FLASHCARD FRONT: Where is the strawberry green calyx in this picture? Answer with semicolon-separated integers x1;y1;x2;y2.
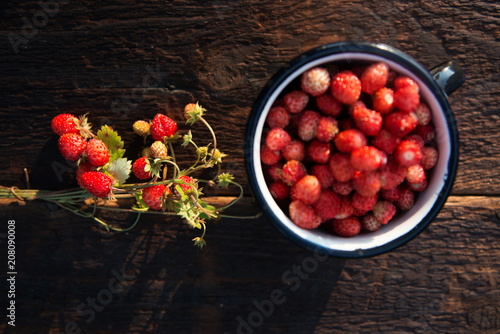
77;114;94;139
184;102;206;125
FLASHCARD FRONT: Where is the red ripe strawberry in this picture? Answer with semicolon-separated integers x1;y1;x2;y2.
315;93;342;117
372;87;394;115
329;153;356;182
281;160;307;186
290;175;321;205
350;146;382;172
76;161;94;188
334;129;367;153
298;110;321;141
348;100;366;116
307;139;331;164
330;217;361;237
380;159;406;190
396;185;415;210
394;76;419;91
176;175;196;196
269;180;290;201
334;195;355;219
406;164;426;184
372;129;401;154
381;187;401;202
394;85;420;113
51;113;79;136
132;156;152;180
301;67;331;96
266;128;291;151
361;62;389;94
384;111;418;138
260;145;282;165
316;116;339;142
142;184;168;211
394;140;422;167
58;133;87;162
313;190;341;221
413;124;436;143
421;146;439;170
408;179;428;192
352;170;381;197
283;140;305;161
352;106;382;136
85;138;110;167
331;180;354;196
151;113;177;141
373;201;396;225
352;192;378;211
266;106;290;129
362;213;382;232
330;70;362;105
267;162;283;181
283;90;309;114
415;102;432;125
81;171;113;198
311;164;334;189
404;134;424;149
289;200;322;230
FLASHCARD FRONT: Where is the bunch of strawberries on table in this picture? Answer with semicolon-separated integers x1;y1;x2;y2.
261;62;439;237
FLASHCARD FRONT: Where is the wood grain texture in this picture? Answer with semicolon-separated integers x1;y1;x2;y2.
1;0;499;333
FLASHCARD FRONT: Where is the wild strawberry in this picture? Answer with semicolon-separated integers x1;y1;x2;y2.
311;164;334;189
348;100;366;116
76;161;95;188
372;87;394;115
151;141;169;159
132;156;152;180
352;192;378;211
384;111;418;138
406;164;426;184
329;153;356;182
329;217;361;237
269;180;290;201
283;90;309;114
373;201;396;225
352;106;382;136
334;129;367;153
176;175;196;195
408;179;428;192
51;113;79;136
414;102;432;125
380;160;406;190
394;140;422;167
372;129;401;154
330;70;362;105
381;187;401;202
298;110;321;141
151;113;177;141
421;146;439;170
350;146;382;172
81;171;113;198
394;85;420;113
133;120;151;137
307;139;331;164
331;180;354;196
290;175;321;205
316;116;339;142
281;160;307;186
266;128;292;151
289;200;322;230
361;62;389;94
396;185;415;210
394;76;419;91
313;190;341;221
260;145;282;165
404;134;424;149
85;138;110;167
142;184;168;211
58;133;87;162
301;67;331;96
267;162;283;181
266;106;291;129
362;213;382;232
334;195;355;219
315;93;342;117
352;170;381;197
283;140;305;161
413;124;436;143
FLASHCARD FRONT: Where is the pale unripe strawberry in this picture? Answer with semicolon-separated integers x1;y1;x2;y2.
133;120;151;137
150;141;168;159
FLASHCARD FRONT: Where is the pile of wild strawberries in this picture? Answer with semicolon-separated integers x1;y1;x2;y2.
261;62;439;237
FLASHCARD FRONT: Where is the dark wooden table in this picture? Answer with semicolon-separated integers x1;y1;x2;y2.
1;1;499;333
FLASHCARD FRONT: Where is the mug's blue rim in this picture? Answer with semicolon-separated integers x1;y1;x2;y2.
245;41;460;258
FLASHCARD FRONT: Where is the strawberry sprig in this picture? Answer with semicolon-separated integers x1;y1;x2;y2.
0;103;253;248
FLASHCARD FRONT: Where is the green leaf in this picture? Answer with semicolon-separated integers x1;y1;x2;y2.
97;125;126;162
106;158;132;186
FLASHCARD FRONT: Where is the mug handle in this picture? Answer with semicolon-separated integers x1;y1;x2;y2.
430;60;466;96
